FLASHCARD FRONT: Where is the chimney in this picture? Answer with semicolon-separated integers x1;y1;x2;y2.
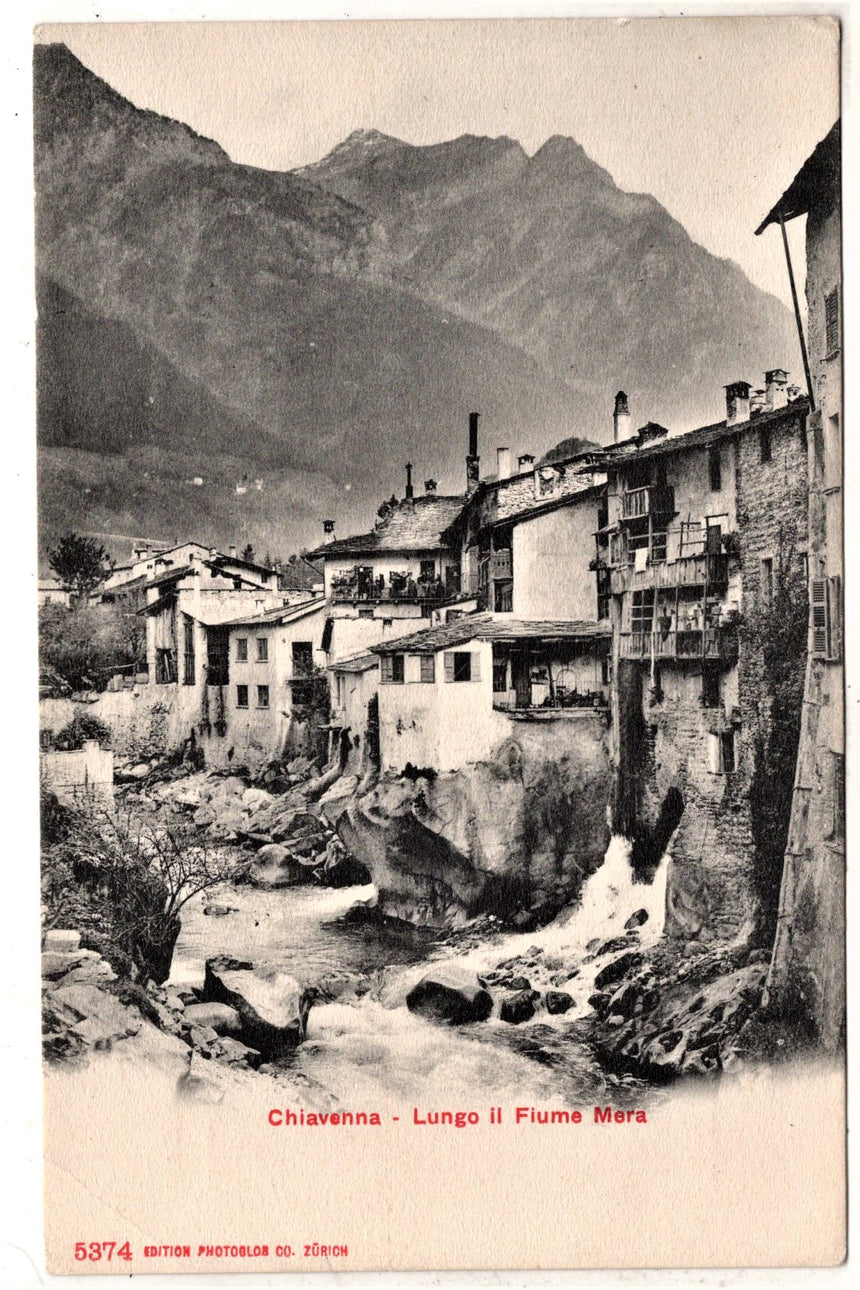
424;479;438;494
750;389;767;415
764;369;789;412
229;544;237;558
466;412;480;494
613;391;631;443
518;453;535;472
496;447;512;480
323;519;336;538
725;381;752;427
405;462;414;500
209;547;218;559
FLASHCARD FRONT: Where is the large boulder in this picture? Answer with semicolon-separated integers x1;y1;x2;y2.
183;1002;243;1036
339;725;611;928
500;989;540;1024
405;967;493;1025
202;956;312;1059
247;843;308;889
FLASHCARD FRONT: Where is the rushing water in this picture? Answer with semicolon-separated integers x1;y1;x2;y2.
171;836;668;1108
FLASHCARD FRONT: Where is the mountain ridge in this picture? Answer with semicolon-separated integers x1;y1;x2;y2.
35;42;800;562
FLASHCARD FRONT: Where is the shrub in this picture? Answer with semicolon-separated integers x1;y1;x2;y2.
41;802;237;983
53;712;112;750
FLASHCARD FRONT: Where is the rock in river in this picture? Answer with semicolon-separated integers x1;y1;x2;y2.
202;956;313;1059
406;967;493;1025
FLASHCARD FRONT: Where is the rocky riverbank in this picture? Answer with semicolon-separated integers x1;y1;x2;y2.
43;756;790;1099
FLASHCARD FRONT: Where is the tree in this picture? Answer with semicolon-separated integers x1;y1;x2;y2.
48;533;113;601
39;602;145;691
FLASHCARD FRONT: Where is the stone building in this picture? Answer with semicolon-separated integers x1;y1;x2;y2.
602;378;810;941
756;120;843;1045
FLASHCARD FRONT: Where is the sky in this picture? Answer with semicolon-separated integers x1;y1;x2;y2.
35;14;840;311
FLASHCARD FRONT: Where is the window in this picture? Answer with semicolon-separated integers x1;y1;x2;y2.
420;559;436;581
630;589;655;635
445;651;479;683
236;684;249;708
494;581;513;613
256;637;269;662
358;607;374;619
829;752;845;841
709;443;722;492
601;656;612;687
760;425;772;463
825;286;840;357
380;654;405;684
720;730;735;773
236;637;248;662
811;575;842;662
292;641;313;677
183;617;195;686
156;648;177;685
257;685;270;708
420;655;436;684
493;658;508;693
761;558;774;609
701;669;720;709
709;729;735;774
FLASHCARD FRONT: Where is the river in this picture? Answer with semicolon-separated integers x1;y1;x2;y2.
171;837;668;1109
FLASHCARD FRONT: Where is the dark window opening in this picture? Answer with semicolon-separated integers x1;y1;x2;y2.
701;669;720;708
760;425;772;463
358;607;374;619
493;659;508;693
709;443;722;492
183;617;195;686
256;637;269;662
761;557;774;608
453;652;472;682
236;637;248;662
494;581;513;613
257;685;270;709
156;648;177;685
292;641;314;677
236;684;249;708
720;730;735;773
420;559;436;581
391;654;405;684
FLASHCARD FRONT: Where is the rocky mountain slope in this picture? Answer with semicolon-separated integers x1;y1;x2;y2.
36;44;798;559
299;128;799;433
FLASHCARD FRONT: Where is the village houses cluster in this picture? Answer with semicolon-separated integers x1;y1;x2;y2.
41;124;841;952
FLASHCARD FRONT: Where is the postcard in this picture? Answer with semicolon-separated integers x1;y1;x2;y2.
34;14;845;1274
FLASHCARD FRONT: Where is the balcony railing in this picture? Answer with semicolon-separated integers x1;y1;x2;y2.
610;552;730;594
331;577;448;605
620;485;675;521
490;549;513;578
619;625;738;662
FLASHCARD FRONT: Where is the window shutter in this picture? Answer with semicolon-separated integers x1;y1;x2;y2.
825;286;840;356
420;655;435;684
471;651;481;682
381;655;393;684
444;652;455;683
828;575;842;662
810;578;830;658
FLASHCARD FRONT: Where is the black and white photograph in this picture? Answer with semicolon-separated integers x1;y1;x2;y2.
23;8;847;1274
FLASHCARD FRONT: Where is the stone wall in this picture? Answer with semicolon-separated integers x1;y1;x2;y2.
613;407;809;944
41;740;114;808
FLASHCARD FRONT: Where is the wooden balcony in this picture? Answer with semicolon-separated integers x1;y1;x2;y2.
331;579;447;605
619;625;738;662
620;485;675;521
610;552;729;595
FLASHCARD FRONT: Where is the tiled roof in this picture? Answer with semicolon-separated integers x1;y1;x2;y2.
279;556;324;592
308;495;466;558
329;650;379;674
373;612;610;654
220;597;327;629
603;396;810;468
756;120;839;233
